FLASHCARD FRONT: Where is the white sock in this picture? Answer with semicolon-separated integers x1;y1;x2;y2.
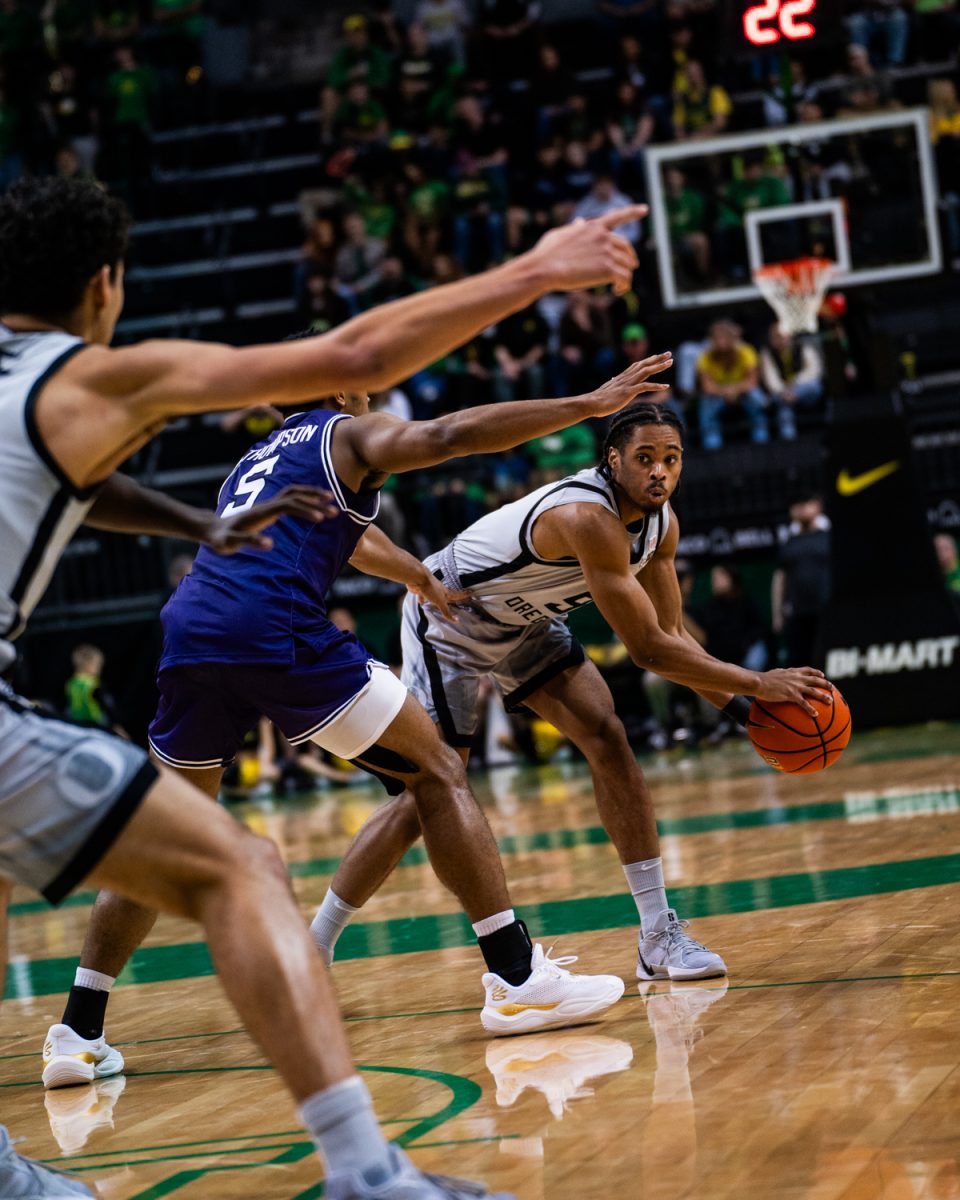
298;1076;396;1181
471;908;516;938
74;968;115;993
310;890;359;966
623;858;669;930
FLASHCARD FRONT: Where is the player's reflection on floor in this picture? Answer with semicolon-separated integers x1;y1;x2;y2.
485;1031;634;1121
640;980;729;1199
45;1076;127;1156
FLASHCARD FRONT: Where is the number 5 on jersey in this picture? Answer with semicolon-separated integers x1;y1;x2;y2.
221;455;280;517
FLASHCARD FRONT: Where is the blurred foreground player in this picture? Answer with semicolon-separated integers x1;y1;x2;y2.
314;404;831;985
0;174;644;1198
47;359;673;1089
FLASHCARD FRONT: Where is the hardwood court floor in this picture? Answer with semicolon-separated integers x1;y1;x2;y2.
2;724;959;1199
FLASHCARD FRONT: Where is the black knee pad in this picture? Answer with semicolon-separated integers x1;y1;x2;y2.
350;742;419;796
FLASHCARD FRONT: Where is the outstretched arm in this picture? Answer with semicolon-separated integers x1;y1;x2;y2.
335;356;672;484
92;209;646;419
85;473;335;554
559;505;829;714
57;208;647;490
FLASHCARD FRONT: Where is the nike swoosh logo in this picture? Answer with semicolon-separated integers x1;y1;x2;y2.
836;461;900;496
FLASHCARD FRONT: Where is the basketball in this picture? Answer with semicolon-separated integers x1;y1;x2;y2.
747;688;852;774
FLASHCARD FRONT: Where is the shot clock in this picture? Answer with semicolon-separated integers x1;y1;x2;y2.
722;0;844;56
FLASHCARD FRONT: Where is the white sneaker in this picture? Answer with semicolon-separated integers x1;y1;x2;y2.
480;944;625;1036
42;1024;124;1090
485;1033;633;1120
45;1077;126;1154
636;911;727;981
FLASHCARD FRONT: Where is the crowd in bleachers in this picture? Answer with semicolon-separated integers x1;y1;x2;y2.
282;0;958;496
0;0;957;529
0;0;205;205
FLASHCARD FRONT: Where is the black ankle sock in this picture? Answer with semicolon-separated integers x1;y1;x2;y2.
477;920;533;986
62;986;109;1041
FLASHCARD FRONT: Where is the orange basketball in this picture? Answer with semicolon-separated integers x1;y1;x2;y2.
747;687;852;775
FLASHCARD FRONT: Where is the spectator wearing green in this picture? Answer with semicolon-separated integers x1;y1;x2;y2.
717;151;790;281
719;153;790;228
344;170;398;241
104;44;157;202
322;14;393;140
106;44;157;129
403;159;450;273
935;533;960;594
664;165;710;280
527;423;597;485
332;79;389;145
64;644;108;727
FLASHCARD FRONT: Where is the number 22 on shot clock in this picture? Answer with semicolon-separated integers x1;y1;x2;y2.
744;0;815;45
727;0;842;53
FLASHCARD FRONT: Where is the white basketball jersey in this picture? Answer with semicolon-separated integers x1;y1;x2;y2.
0;327;94;667
447;467;670;626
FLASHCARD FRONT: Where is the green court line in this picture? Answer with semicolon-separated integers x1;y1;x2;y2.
66;1142;311;1171
401;1136;521;1149
47;1131;302;1164
119;1063;480;1200
9;785;957;919
44;1123;416;1166
692;968;960;993
6;851;960;1003
7;968;958;1080
300;785;959;874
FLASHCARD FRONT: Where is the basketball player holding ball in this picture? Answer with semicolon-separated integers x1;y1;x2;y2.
312;402;834;985
746;689;852;774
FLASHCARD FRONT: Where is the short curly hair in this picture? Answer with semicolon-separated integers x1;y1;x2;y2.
0;178;130;320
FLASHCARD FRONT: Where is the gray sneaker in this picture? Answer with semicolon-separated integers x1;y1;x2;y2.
326;1146;515;1200
636;909;727;981
0;1126;94;1197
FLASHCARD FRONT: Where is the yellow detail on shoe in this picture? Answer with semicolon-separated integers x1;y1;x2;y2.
490;985;509;1002
41;1050;96;1066
501;1055;565;1071
495;1003;560;1016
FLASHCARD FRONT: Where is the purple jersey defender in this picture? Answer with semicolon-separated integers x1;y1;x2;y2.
149;409;407;770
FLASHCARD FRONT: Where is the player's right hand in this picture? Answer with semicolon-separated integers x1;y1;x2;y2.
754;668;833;717
587;354;674;416
527;207;647;295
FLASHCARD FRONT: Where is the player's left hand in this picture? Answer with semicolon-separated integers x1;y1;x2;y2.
206;485;338;554
408;570;469;621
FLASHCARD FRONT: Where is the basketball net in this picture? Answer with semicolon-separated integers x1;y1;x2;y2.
752;256;837;335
